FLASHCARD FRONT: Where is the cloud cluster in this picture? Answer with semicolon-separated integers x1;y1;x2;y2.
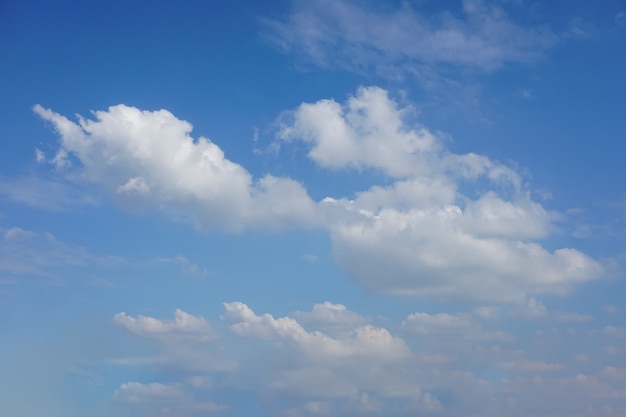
110;301;626;417
33;85;602;302
114;309;215;341
278;87;602;302
223;301;410;360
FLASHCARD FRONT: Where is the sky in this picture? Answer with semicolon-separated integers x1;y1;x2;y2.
1;0;626;416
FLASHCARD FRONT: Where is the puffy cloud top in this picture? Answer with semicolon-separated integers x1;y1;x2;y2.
33;104;318;232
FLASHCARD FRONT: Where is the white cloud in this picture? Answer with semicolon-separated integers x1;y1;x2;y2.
216;302;442;411
114;381;183;404
34;148;46;163
106;300;626;416
222;301;409;360
114;309;215;341
277;87;438;177
0;175;98;211
114;381;228;414
33;104;318;232
329;204;600;302
458;192;552;239
3;227;36;240
262;0;558;72
276;87;602;302
302;253;318;262
404;311;474;333
292;301;367;332
33;87;602;304
276;86;521;185
403;311;511;342
499;359;566;372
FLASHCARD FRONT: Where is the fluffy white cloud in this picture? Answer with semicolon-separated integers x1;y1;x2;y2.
114;309;215;341
33;104;318;232
222;301;409;360
292;301;367;332
276;87;602;302
33;86;602;303
329;204;600;302
277;86;521;188
263;0;558;72
277;87;438;177
219;302;445;414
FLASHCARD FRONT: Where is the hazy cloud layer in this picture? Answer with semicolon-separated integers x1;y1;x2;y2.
263;0;558;73
109;301;626;417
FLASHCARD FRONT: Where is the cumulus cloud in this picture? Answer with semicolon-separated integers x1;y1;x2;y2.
277;87;439;177
329;201;600;302
218;302;445;413
262;0;558;73
277;87;602;302
222;301;409;360
34;86;602;303
114;309;215;341
33;104;318;232
107;301;626;416
292;301;367;332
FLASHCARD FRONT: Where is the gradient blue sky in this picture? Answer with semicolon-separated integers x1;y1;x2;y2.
1;1;626;416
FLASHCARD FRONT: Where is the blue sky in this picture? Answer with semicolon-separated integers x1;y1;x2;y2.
1;0;626;416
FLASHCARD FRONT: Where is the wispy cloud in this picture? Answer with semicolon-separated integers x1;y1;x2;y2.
114;309;216;341
262;0;559;74
0;175;98;211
